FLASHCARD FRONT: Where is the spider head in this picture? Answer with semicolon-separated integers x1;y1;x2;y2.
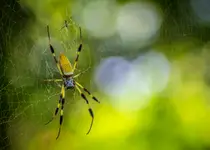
64;77;75;89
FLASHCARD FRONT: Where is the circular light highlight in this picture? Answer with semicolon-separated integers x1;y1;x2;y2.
82;0;117;38
116;2;162;48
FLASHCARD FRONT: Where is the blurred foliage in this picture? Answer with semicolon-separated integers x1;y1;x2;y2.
0;0;210;150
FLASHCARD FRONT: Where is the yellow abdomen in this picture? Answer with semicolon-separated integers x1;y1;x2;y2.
59;53;73;76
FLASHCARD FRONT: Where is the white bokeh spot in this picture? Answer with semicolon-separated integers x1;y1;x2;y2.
82;0;117;38
117;2;162;48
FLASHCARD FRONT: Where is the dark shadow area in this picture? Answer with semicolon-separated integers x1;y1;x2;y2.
0;0;32;149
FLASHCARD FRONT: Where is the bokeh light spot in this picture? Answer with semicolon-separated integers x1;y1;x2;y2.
82;0;117;38
116;2;162;48
94;51;170;112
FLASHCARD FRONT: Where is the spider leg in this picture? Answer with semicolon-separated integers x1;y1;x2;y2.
56;84;65;140
75;85;94;135
47;25;64;76
73;67;91;79
43;79;63;82
75;81;100;103
45;93;62;125
43;79;62;88
73;27;82;72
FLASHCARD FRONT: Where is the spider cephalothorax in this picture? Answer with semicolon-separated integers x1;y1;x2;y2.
64;77;75;89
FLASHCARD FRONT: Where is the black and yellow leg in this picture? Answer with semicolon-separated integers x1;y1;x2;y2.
73;27;82;72
56;84;65;140
47;25;63;75
75;85;94;135
73;44;82;72
75;82;100;103
45;94;62;125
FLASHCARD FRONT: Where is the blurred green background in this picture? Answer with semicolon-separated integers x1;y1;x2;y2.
1;0;210;150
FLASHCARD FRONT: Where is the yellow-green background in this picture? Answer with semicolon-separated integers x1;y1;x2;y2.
1;0;210;150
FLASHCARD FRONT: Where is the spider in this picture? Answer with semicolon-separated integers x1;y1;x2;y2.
44;24;100;140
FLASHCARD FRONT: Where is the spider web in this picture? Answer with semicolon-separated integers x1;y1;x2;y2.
0;1;94;150
2;0;210;150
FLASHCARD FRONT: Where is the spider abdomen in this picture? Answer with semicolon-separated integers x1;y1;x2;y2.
59;53;73;76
